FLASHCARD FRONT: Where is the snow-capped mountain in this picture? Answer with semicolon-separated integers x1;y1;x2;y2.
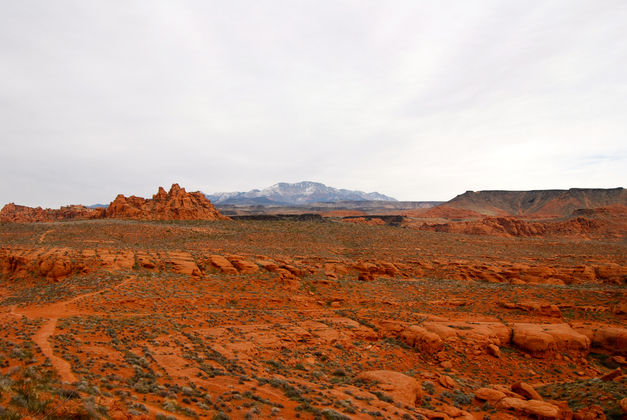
206;182;396;205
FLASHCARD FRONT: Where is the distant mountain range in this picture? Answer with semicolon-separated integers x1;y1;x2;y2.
205;181;396;206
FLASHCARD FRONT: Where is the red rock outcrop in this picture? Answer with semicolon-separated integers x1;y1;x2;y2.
105;184;229;221
417;215;615;238
1;184;228;223
0;203;104;223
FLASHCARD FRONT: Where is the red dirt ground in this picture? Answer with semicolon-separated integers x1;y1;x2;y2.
0;218;625;419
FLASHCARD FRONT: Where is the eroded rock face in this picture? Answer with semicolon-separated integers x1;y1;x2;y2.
105;184;229;221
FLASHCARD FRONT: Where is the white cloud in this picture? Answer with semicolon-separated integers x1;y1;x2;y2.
0;0;625;206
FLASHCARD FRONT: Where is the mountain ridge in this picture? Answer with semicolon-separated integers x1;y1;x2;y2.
441;187;626;217
205;181;396;205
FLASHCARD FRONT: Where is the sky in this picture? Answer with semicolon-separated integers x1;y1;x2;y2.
1;1;626;207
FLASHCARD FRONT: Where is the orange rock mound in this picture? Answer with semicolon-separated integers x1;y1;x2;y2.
105;184;229;221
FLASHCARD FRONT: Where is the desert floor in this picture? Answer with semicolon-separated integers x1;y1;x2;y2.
0;219;625;419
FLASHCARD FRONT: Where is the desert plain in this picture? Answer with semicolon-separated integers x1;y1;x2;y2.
0;186;625;420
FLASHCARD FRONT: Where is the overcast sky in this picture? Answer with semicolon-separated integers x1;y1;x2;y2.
1;1;626;207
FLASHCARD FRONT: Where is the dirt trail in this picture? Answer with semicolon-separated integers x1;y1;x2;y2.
32;318;77;383
38;229;54;243
14;276;134;384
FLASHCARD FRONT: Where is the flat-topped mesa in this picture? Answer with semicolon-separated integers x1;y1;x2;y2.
0;203;104;223
104;184;229;221
444;187;626;217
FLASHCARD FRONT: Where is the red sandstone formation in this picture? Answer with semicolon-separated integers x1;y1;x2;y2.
104;184;229;221
415;208;626;239
0;184;228;223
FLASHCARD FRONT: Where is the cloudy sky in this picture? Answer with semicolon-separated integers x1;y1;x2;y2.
1;1;626;207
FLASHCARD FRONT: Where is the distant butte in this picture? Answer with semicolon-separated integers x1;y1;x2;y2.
440;187;626;218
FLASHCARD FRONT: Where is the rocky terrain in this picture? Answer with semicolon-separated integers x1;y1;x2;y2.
0;187;625;419
410;206;627;239
0;184;228;223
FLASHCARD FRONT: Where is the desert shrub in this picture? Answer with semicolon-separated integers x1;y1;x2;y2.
422;381;435;395
442;389;473;407
0;406;21;420
56;388;80;399
321;408;352;420
9;381;48;414
452;390;473;406
156;415;177;420
373;391;394;403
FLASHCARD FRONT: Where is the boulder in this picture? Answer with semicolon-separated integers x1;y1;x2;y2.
227;256;259;274
591;327;627;354
497;397;561;418
357;370;422;406
422;321;511;346
208;255;238;275
487;343;501;358
438;375;457;389
166;252;201;276
474;388;507;402
400;325;444;353
511;382;543;401
512;323;590;355
600;368;622;381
